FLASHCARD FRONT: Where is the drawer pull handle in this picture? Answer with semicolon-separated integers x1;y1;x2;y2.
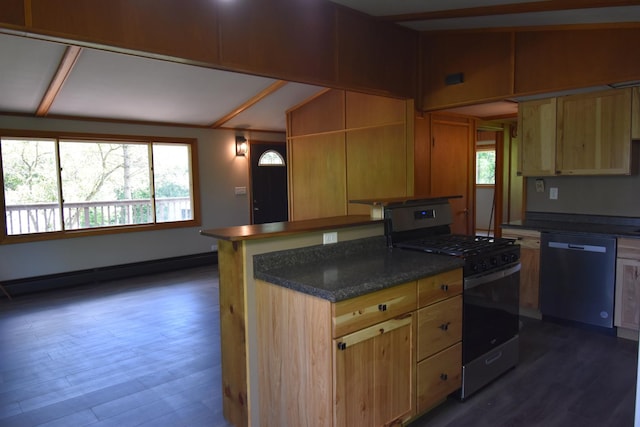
378;304;387;312
440;373;448;381
337;342;347;351
440;284;449;291
439;322;451;331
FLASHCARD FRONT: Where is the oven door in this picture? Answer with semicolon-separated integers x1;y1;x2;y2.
463;262;520;363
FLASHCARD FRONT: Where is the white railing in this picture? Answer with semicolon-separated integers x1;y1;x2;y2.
5;197;191;235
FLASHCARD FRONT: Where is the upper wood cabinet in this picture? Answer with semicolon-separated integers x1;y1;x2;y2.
287;90;413;220
518;98;557;176
421;32;513;111
519;88;635;177
556;89;632;175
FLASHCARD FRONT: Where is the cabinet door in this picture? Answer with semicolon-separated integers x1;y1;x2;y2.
615;258;640;330
334;314;414;427
557;88;632;175
518;98;557;176
503;229;541;311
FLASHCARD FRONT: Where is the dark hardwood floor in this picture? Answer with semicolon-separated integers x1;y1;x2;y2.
1;265;637;427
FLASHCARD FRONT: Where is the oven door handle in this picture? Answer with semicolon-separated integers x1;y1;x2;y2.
464;263;521;291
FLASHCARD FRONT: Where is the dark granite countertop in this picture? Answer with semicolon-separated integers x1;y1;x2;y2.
253;236;464;302
503;211;640;238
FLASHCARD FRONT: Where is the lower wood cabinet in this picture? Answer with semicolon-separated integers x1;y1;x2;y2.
417;342;462;411
334;314;414;427
502;228;541;314
415;270;463;414
615;238;640;331
255;268;463;427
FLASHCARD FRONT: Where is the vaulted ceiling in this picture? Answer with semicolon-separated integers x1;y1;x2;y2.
1;0;638;131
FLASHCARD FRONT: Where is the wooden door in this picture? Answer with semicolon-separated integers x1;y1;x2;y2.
333;315;414;427
250;142;288;224
430;115;473;235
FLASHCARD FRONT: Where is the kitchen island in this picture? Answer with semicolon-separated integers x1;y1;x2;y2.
201;216;464;427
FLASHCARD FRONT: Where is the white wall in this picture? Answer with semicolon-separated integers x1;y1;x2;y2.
0;115;284;281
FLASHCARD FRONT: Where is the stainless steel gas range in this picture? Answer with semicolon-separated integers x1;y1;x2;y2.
384;198;521;400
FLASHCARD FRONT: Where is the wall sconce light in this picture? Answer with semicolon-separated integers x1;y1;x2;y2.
236;136;248;156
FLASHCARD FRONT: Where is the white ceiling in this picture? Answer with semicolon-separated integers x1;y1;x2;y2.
0;33;325;132
1;1;638;130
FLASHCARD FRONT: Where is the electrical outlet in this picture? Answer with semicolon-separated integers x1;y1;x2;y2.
549;187;558;200
323;232;338;245
535;179;545;193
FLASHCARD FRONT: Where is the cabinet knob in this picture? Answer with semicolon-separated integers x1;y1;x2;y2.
440;284;449;291
440;373;448;381
337;342;347;351
378;304;387;312
439;322;451;331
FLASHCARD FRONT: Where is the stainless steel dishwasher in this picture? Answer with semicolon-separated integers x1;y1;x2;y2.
539;231;616;329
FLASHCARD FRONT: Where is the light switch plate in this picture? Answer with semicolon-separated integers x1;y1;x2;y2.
549;187;558;200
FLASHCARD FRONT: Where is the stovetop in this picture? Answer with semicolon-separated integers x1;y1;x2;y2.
395;234;516;257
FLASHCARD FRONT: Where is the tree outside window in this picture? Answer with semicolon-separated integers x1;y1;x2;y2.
1;134;196;239
476;149;496;185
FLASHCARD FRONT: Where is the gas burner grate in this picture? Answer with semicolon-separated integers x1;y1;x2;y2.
396;234;515;257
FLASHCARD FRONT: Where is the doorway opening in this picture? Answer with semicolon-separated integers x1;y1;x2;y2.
475;128;503;237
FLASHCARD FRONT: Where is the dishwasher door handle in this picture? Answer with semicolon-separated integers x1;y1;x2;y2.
548;241;608;253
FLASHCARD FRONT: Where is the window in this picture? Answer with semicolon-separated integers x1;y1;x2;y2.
475;149;496;185
1;132;198;242
258;149;285;166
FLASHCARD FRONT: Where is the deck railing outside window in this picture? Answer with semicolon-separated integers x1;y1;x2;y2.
5;197;191;235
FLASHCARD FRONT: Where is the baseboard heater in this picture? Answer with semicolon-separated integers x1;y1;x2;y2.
1;252;217;298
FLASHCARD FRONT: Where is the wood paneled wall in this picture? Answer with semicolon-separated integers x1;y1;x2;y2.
421;27;640;111
0;0;418;99
287;90;414;220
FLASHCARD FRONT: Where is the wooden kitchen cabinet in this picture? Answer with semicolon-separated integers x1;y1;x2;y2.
415;269;463;414
502;228;541;315
518;97;557;176
556;88;632;175
256;278;417;427
615;238;640;333
334;314;414;427
518;88;635;177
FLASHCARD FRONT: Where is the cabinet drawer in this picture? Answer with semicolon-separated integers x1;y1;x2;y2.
416;343;462;413
417;269;462;308
618;238;640;259
417;295;462;361
332;281;416;338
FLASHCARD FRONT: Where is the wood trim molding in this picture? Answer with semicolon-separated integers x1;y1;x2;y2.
36;45;82;117
210;80;288;128
380;0;640;23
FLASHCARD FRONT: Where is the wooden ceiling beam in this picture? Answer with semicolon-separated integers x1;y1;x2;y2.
210;80;288;128
36;45;82;117
380;0;640;22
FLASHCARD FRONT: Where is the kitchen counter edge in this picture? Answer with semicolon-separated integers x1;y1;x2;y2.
200;215;382;242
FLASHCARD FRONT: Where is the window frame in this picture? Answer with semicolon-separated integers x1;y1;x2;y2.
0;129;200;244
